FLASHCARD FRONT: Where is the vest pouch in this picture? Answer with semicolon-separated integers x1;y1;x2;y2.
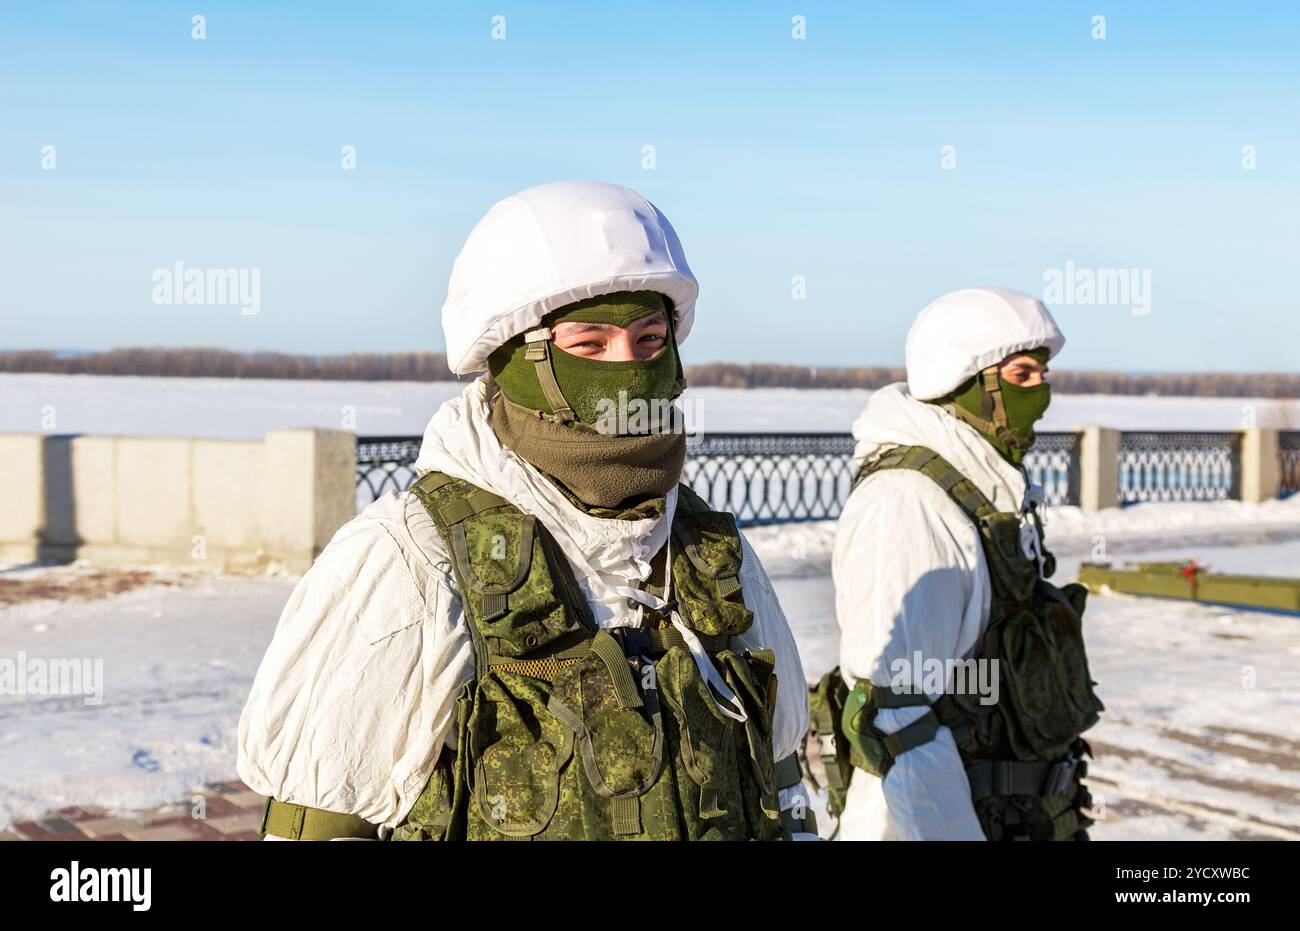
715;650;779;795
1037;581;1105;729
393;686;473;841
805;668;855;819
935;682;1010;760
466;671;574;838
977;513;1038;603
716;649;785;835
546;633;665;800
671;510;754;637
656;644;751;838
452;510;586;659
395;757;454;841
976;787;1084;842
995;595;1103;759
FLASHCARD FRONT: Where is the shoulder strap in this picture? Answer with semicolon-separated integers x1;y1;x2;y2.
408;471;595;676
409;472;507;679
410;470;522;616
674;481;713;515
410;471;512;529
858;445;999;524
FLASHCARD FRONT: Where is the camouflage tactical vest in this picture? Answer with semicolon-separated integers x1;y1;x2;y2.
391;472;788;841
840;446;1105;841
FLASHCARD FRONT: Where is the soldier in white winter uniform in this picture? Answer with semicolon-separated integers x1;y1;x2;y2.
237;181;812;840
832;287;1103;841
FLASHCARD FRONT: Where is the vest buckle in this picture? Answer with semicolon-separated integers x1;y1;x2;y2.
614;627;652;658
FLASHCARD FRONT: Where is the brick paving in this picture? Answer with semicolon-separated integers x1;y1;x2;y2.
0;780;265;841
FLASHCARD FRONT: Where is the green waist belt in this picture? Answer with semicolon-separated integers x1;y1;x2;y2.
260;798;378;841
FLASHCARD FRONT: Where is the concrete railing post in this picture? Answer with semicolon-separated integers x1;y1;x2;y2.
1239;428;1280;504
1078;426;1121;512
261;429;357;572
0;434;46;562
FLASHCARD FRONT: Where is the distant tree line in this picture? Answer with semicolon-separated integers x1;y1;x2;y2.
683;363;1300;398
0;348;457;382
2;348;1297;398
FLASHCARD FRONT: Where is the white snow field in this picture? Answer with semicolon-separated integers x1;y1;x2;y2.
3;372;1299;436
2;499;1298;839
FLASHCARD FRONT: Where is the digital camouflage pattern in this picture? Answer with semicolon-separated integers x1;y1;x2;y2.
392;474;787;841
839;445;1104;841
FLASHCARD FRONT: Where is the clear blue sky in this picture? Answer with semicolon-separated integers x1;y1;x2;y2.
2;1;1297;372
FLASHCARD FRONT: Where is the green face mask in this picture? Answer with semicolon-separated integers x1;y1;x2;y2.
485;291;688;514
947;348;1052;465
488;291;683;427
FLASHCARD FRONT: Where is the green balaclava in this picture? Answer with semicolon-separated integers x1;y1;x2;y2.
942;348;1052;465
486;291;688;513
488;290;684;426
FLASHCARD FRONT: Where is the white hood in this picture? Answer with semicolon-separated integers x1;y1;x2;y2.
441;180;699;375
851;382;1028;513
905;287;1064;401
412;376;675;627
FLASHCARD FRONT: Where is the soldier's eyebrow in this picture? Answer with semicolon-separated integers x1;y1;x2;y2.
559;322;615;334
626;311;668;331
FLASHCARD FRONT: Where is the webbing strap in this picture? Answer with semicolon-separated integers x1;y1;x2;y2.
880;710;942;759
415;472;456;494
773;752;803;790
436;496;475;526
487;638;591;667
873;687;934;710
590;629;644;709
981;367;1005;426
611;796;641;836
965;759;1080;801
262;798;378;841
861;445;999;523
467;488;509;513
524;328;575;423
939;367;1032;454
649;627;730;655
436;488;509;527
716;575;743;599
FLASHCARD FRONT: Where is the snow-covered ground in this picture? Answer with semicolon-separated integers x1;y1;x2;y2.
0;566;293;826
2;498;1298;839
4;372;1299;437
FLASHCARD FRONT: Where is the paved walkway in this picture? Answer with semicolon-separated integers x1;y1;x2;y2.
0;780;264;841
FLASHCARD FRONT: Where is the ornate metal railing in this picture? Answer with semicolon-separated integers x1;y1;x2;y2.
357;431;1083;524
1280;431;1300;499
1025;432;1081;508
1118;431;1241;504
681;433;857;524
356;436;423;511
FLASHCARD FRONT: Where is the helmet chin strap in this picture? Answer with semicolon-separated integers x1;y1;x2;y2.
941;364;1033;453
523;328;576;424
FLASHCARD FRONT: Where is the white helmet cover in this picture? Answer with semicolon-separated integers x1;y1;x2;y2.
905;287;1065;400
441;180;699;375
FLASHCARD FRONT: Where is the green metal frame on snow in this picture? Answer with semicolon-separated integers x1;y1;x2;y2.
1078;561;1300;613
